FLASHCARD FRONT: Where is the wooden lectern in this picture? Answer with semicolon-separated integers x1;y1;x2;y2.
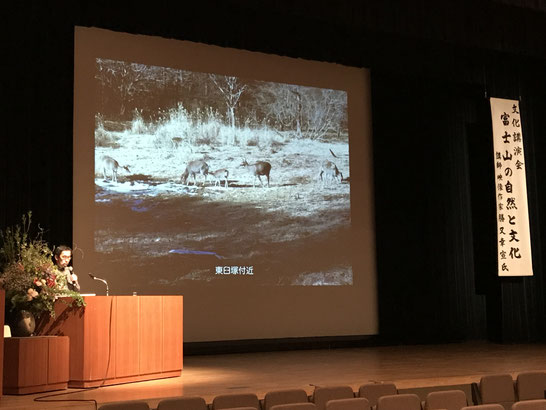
38;295;183;388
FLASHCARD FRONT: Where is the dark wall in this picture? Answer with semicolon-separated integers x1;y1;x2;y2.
3;0;546;344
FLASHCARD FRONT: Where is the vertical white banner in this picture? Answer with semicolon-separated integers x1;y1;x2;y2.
490;97;533;277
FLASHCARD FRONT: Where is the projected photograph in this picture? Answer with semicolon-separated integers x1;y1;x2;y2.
93;58;352;287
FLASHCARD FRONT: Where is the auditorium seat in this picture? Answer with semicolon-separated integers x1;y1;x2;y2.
264;389;310;410
212;393;261;410
325;397;370;410
216;407;258;410
358;382;397;408
312;386;355;410
477;374;516;409
156;396;208;410
511;399;546;410
270;404;318;410
462;405;505;410
98;401;151;410
516;372;546;401
376;393;421;410
424;389;468;410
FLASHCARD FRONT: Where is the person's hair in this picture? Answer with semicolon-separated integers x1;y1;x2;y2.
54;245;72;257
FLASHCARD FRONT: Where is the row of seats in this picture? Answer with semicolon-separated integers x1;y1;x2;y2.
472;371;546;408
99;371;546;410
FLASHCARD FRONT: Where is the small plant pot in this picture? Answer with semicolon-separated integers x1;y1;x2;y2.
10;310;36;337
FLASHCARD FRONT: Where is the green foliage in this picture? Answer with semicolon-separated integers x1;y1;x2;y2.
0;212;85;320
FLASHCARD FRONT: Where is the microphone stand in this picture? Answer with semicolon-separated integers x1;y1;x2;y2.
88;273;110;296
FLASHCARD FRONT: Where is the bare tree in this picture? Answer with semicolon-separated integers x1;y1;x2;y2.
300;88;347;140
256;83;347;140
256;83;301;135
95;59;195;120
96;59;154;117
209;75;246;144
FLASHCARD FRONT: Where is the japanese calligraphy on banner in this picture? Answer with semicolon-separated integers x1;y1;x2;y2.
490;97;533;277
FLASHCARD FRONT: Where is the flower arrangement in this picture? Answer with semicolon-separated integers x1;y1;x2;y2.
0;212;85;322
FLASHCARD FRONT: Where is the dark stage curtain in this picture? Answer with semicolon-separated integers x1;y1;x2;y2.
369;26;546;341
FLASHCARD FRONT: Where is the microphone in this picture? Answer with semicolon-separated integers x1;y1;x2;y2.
88;273;110;296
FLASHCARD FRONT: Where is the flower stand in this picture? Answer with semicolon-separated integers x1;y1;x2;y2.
3;335;69;394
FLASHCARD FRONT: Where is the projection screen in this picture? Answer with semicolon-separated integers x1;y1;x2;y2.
73;26;377;342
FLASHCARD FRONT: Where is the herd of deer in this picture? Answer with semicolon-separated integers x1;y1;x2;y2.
98;155;344;188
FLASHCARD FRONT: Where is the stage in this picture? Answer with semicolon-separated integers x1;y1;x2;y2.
1;341;545;409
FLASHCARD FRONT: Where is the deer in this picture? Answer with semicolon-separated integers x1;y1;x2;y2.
241;158;272;187
181;160;209;186
319;160;343;185
99;155;130;183
211;168;229;188
171;137;183;149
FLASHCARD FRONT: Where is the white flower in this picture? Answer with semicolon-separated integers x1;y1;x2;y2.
27;288;39;298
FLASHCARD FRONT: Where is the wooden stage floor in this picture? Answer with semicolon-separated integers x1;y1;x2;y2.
1;341;545;410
